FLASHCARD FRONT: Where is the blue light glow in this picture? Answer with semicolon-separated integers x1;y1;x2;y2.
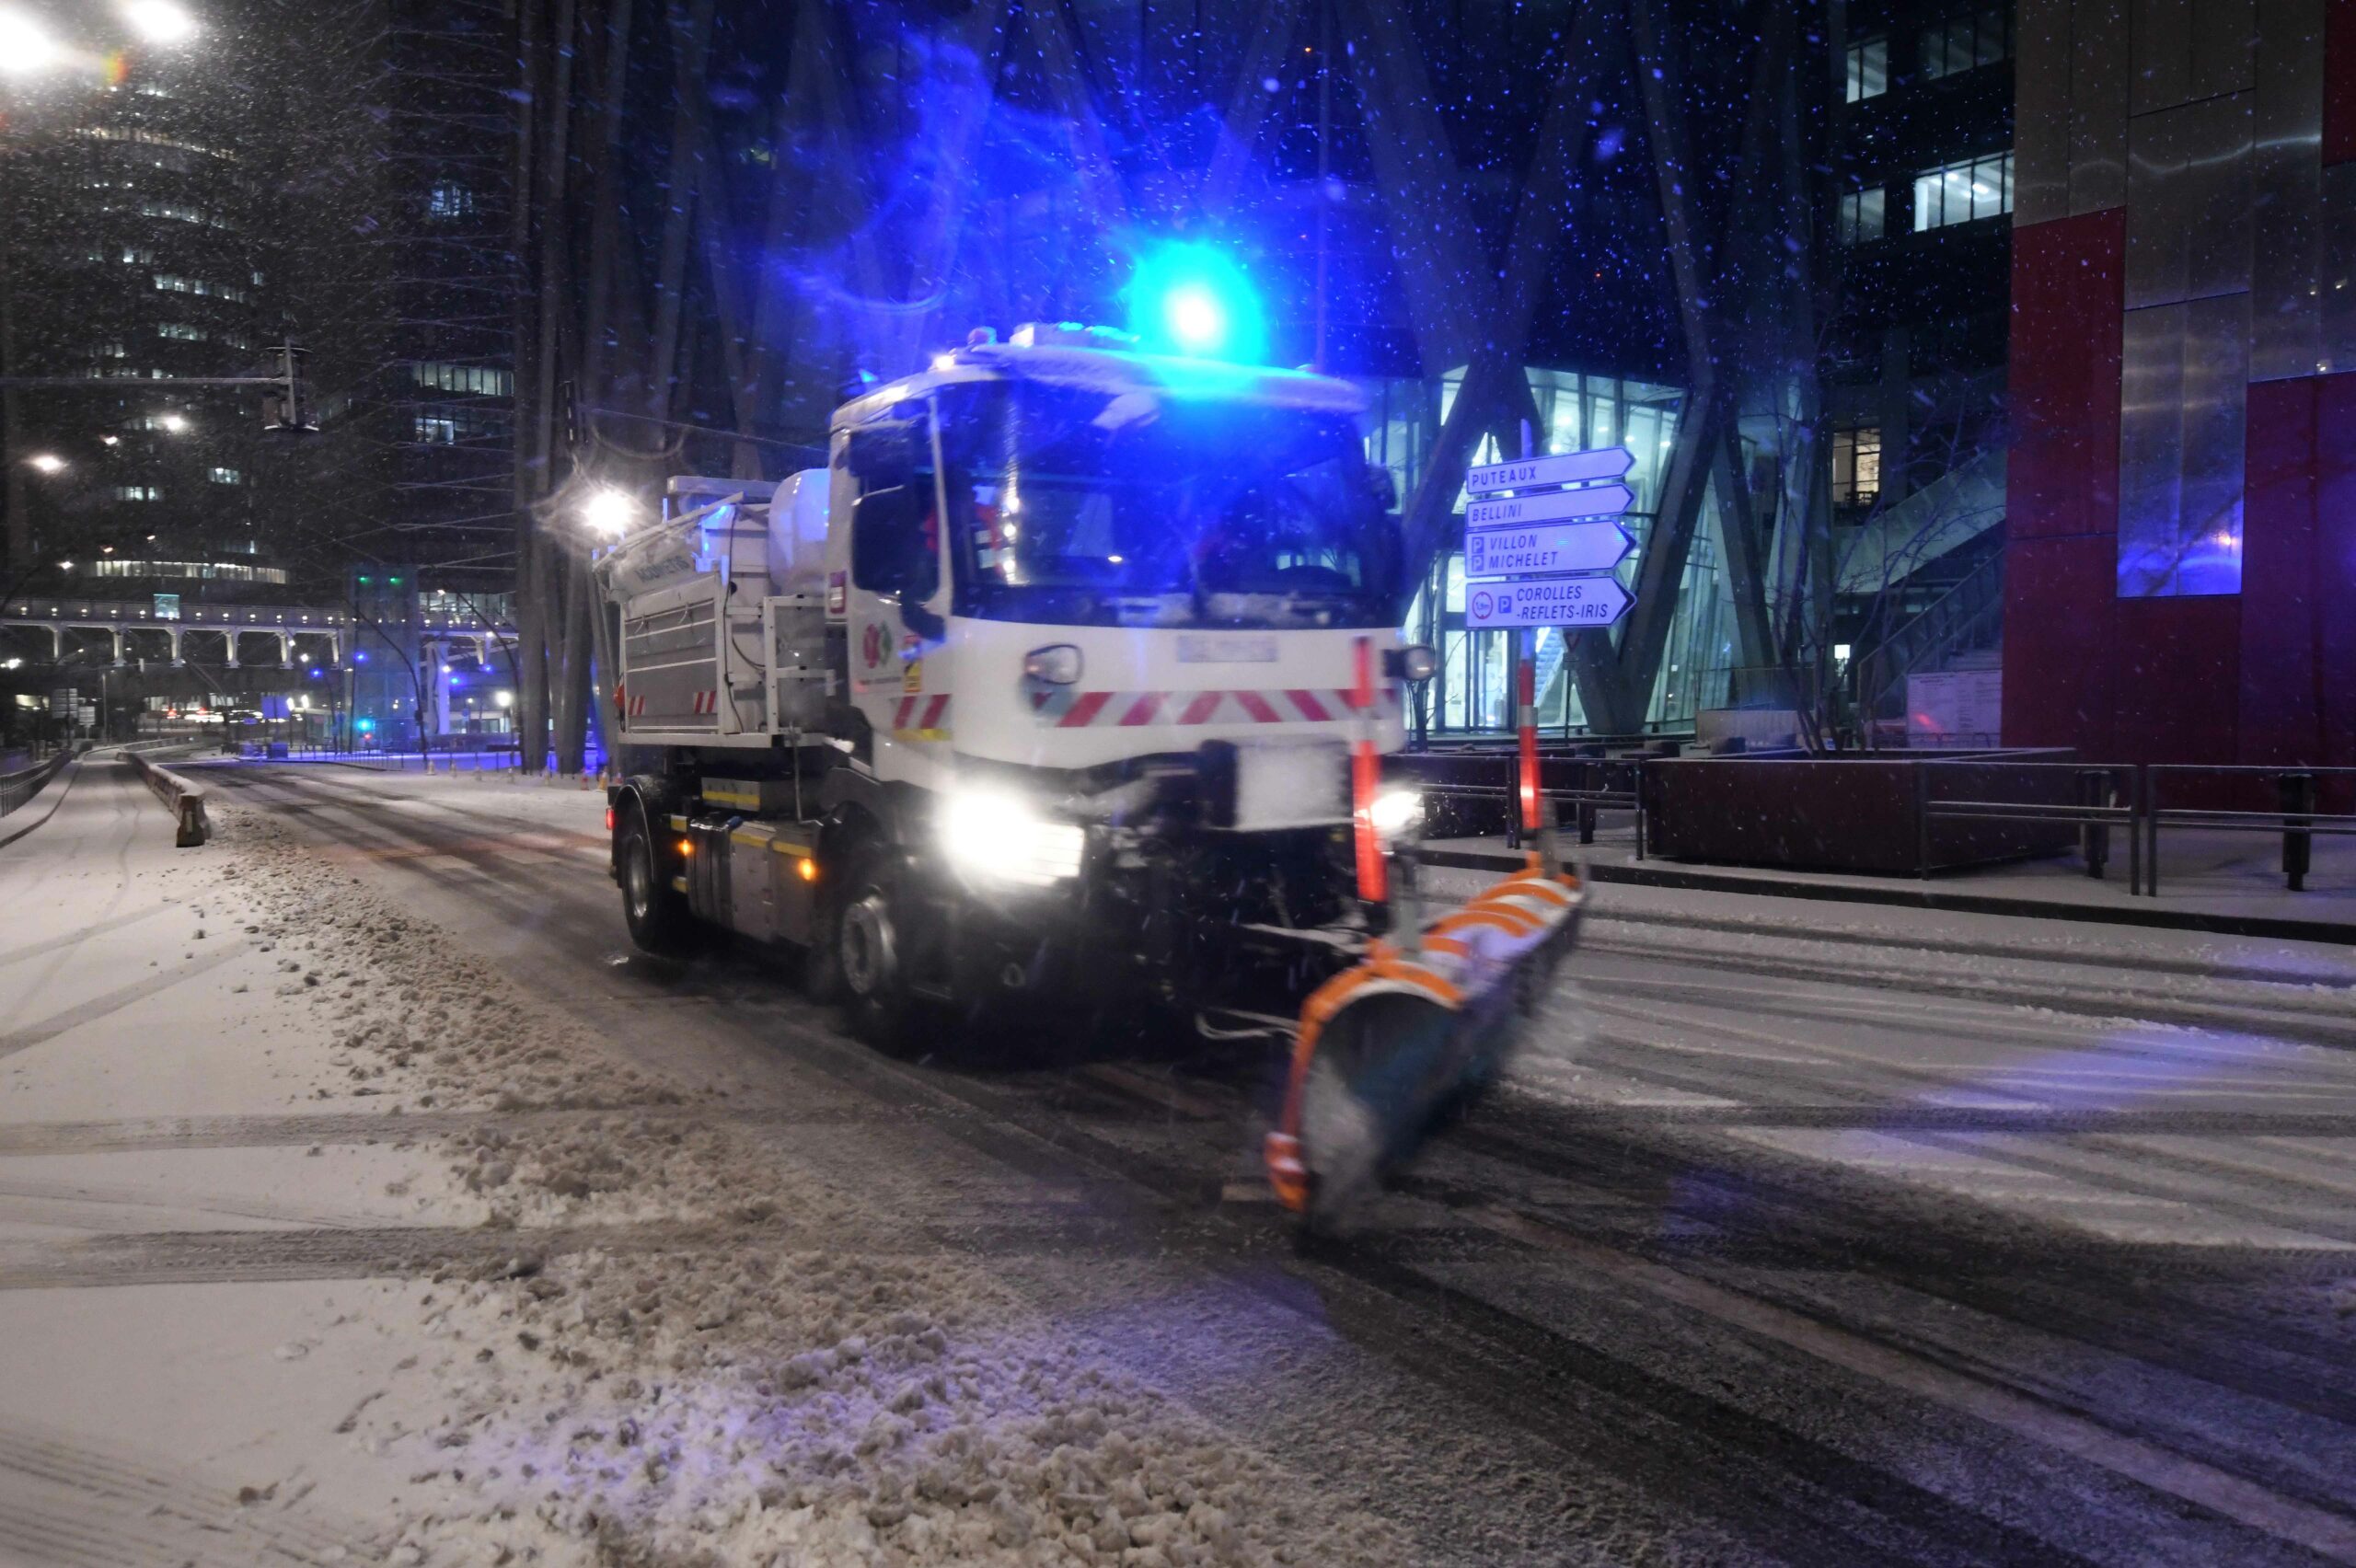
356;718;376;733
1127;245;1266;363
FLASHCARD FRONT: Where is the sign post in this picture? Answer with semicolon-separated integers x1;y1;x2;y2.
1512;427;1541;842
1464;437;1639;846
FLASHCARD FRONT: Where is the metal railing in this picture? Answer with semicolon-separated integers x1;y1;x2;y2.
2142;765;2356;897
1409;751;2351;901
0;749;73;819
1917;760;2138;887
1396;750;1646;850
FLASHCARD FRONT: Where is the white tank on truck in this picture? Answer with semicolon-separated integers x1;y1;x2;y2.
594;322;1582;1227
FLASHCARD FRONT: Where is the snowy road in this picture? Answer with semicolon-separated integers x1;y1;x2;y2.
5;757;2354;1565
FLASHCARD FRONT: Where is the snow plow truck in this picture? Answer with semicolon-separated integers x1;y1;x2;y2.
595;323;1584;1223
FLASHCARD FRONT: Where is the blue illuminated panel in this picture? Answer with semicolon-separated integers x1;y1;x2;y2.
2117;295;2246;596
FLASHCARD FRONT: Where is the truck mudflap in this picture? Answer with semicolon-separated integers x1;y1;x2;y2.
1265;854;1585;1227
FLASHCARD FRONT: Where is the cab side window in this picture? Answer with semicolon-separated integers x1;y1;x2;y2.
846;420;940;602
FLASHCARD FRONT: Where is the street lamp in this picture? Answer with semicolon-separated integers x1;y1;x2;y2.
121;2;199;45
157;413;190;434
582;488;636;537
0;12;60;75
26;453;65;474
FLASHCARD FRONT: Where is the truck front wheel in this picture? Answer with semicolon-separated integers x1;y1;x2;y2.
618;808;698;957
835;844;918;1055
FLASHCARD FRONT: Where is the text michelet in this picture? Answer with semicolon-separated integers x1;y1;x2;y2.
1465;576;1633;628
1463;519;1634;580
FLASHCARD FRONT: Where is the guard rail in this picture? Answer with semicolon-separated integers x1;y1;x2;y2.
0;751;71;819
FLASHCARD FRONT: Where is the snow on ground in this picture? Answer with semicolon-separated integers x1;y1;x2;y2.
2;771;1405;1566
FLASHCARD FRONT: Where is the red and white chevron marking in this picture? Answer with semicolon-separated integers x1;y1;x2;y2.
892;694;952;733
1029;687;1394;728
617;690;713;720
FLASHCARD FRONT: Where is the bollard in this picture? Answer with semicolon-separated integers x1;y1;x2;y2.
2077;768;2110;880
2280;771;2316;893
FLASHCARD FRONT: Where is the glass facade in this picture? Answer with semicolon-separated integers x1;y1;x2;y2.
1368;367;1736;738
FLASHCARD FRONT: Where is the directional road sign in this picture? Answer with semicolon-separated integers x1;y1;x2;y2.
1465;575;1634;629
1463;519;1634;580
1465;447;1634;496
1465;482;1634;530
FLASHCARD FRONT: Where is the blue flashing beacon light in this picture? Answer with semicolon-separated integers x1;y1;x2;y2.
356;718;376;734
1127;245;1266;363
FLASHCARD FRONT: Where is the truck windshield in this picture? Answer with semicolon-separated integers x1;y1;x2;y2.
936;382;1398;629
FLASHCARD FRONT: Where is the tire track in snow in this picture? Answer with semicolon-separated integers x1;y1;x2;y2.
1576;935;2356;1049
209;761;2356;1565
1445;1105;2356;1426
1583;904;2356;991
0;943;246;1063
0;1421;375;1567
0;1210;1179;1290
0;1099;913;1157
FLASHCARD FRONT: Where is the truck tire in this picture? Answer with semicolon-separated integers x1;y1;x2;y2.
834;842;918;1055
618;808;698;957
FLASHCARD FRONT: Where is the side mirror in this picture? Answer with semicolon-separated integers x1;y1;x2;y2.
1383;644;1438;682
1367;465;1400;513
846;423;917;489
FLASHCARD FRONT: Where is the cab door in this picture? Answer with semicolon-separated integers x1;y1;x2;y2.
839;412;953;774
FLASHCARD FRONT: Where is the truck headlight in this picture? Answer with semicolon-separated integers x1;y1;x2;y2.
1369;787;1423;839
940;788;1085;887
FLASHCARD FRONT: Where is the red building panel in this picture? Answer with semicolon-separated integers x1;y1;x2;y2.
2328;0;2356;166
2006;210;2126;541
2113;597;2244;766
2237;377;2322;767
2002;536;2118;755
2319;374;2356;777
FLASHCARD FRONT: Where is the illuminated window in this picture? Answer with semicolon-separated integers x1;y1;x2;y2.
427;181;475;220
1921;7;2010;78
1837;189;1886;244
208;467;241;485
114;485;161;502
411;407;508;444
141;200;227;228
410;361;513;397
159;323;207;341
151;273;248;302
1912;151;2013;230
1845;37;1888;102
1831;426;1882;507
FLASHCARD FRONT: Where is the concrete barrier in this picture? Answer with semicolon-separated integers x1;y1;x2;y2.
121;750;210;847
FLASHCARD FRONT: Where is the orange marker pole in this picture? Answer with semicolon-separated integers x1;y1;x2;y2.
1349;634;1387;906
1517;629;1540;836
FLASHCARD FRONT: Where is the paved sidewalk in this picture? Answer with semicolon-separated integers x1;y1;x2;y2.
1425;819;2356;943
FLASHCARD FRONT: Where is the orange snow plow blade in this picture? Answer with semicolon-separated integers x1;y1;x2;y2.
1266;852;1584;1224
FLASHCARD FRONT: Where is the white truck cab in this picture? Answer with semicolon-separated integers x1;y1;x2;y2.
602;326;1428;1051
